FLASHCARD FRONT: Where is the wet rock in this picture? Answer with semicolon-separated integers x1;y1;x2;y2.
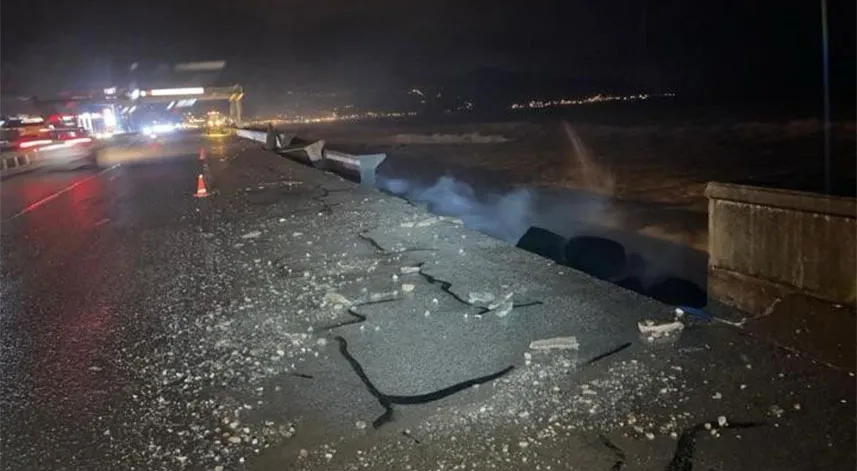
516;227;566;264
564;236;626;281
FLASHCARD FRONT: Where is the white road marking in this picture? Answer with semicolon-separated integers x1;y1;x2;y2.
6;164;120;221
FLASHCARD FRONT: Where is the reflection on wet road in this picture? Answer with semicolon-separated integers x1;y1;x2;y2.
0;134;226;469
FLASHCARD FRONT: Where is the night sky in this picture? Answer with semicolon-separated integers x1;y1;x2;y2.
2;0;854;114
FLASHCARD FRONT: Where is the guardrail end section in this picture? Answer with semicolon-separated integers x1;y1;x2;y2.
358;153;387;187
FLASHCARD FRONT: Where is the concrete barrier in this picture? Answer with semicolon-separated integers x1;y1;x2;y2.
236;129;267;143
236;128;294;150
281;140;325;166
323;149;386;187
706;182;857;315
236;128;387;187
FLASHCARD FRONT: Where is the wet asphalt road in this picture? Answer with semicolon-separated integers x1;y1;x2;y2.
1;134;224;469
0;132;854;471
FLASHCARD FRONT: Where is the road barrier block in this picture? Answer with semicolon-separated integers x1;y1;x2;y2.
323;149;387;187
235;129;268;143
236;128;386;187
281;140;325;166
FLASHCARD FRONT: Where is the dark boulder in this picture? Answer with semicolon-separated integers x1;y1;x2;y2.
516;227;566;263
564;236;627;281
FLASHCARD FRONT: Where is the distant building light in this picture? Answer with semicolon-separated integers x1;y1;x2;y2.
104;87;117;95
149;87;205;97
129;89;141;100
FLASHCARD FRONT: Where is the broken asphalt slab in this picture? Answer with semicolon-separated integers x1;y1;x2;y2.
214;142;857;471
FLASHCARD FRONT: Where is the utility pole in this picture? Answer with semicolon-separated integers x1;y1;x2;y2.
820;0;831;194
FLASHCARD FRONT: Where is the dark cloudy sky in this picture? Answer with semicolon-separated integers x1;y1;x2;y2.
2;0;854;110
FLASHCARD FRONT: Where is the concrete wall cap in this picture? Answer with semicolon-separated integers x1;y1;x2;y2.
705;181;856;218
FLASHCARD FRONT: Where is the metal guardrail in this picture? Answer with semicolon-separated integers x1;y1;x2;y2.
237;128;387;187
1;149;42;177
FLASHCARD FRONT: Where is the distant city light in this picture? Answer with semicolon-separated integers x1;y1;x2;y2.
510;92;675;110
104;87;116;95
246;109;417;126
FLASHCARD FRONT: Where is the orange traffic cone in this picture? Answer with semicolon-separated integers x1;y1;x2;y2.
194;174;210;198
198;147;206;161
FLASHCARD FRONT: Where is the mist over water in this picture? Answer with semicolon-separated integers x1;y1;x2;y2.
377;122;708;307
380;176;535;244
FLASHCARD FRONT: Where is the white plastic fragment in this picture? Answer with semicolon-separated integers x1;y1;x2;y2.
401;284;415;293
529;336;580;351
637;320;684;340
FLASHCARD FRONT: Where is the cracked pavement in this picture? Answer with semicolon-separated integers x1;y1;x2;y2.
1;133;854;470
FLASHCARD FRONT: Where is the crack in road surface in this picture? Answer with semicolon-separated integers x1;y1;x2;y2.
319;296;406;331
418;271;481;311
288;372;314;379
599;434;626;471
334;336;514;428
666;420;765;471
418;271;544;314
582;342;633;367
357;232;438;255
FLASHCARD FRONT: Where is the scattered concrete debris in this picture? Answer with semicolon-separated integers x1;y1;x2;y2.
638;319;684;341
241;230;263;239
491;299;514;317
467;292;495;305
529;336;580;351
769;405;785;418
